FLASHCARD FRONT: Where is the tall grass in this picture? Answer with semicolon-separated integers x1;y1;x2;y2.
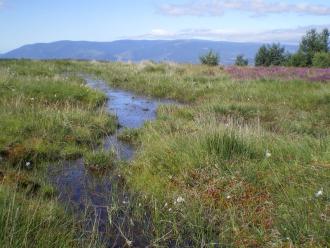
0;186;76;248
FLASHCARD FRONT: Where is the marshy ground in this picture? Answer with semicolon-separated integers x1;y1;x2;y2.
0;59;329;247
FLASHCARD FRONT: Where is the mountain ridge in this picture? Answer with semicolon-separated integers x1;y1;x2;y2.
0;39;298;65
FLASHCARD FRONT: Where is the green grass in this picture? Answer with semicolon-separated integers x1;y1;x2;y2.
77;61;329;246
117;128;141;145
0;60;116;247
0;60;116;166
0;186;75;248
84;150;116;170
0;59;329;247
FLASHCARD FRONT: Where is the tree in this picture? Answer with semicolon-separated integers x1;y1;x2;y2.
255;45;268;66
299;28;329;66
255;43;287;66
199;50;219;66
286;52;309;67
312;52;330;68
235;54;248;66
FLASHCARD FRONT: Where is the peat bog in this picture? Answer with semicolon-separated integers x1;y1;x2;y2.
0;59;329;247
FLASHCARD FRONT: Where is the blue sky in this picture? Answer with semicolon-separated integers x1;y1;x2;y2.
0;0;329;52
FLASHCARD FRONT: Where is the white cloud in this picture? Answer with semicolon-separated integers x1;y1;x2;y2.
132;25;330;44
149;29;175;37
159;0;330;17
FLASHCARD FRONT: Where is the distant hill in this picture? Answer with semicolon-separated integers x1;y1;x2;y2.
0;40;298;65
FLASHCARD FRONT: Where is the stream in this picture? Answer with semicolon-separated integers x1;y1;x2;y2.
48;77;175;247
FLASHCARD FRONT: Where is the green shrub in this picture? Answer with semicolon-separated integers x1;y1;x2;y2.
199;50;219;66
286;52;309;67
235;54;248;66
312;52;330;68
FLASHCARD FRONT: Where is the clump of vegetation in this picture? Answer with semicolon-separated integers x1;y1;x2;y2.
234;54;248;66
255;43;288;66
41;184;58;199
286;51;309;67
117;128;141;144
199;50;219;66
84;150;116;170
312;52;330;68
0;187;76;248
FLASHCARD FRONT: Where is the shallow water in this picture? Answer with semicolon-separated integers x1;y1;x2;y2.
86;77;173;160
48;77;175;246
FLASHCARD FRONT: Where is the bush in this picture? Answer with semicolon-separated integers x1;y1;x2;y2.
312;52;330;68
255;43;287;66
199;50;219;66
286;52;309;67
235;55;248;66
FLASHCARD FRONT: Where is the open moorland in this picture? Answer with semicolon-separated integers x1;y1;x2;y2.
0;59;329;247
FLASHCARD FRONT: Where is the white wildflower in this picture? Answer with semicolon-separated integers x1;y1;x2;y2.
315;188;323;198
126;240;133;247
175;196;185;204
265;150;271;158
122;197;129;204
30;98;35;101
226;195;231;199
25;161;32;168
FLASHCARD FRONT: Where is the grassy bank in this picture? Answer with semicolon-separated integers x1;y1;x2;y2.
0;59;329;247
0;60;116;247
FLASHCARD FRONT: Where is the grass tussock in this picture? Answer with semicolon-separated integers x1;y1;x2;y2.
84;150;116;170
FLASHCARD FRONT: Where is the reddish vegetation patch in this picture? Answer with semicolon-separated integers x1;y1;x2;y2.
181;169;274;228
2;144;29;164
225;66;330;82
179;169;275;246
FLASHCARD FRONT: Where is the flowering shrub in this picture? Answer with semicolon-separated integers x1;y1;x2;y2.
225;66;330;82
